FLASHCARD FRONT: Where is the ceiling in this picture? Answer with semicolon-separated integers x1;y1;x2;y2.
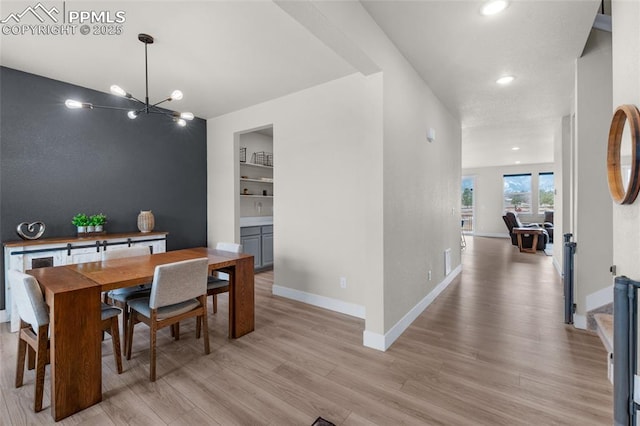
361;0;601;168
0;1;601;169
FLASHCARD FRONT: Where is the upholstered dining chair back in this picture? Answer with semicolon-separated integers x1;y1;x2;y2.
102;245;150;261
149;258;208;309
9;270;49;331
214;242;242;281
216;242;242;253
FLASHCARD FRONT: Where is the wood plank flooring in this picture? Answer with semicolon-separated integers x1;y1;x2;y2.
0;236;612;424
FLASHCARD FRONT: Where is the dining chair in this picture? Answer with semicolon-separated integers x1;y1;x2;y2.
207;242;242;313
10;270;123;412
126;258;210;381
102;245;152;352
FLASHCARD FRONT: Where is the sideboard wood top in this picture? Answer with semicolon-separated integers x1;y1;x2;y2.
3;231;168;248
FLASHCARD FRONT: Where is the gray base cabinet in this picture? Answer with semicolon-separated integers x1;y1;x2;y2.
241;225;273;270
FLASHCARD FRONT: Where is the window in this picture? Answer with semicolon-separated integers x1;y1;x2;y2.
503;173;532;213
538;172;554;214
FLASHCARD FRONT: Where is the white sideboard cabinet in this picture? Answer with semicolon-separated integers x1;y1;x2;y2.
3;231;167;332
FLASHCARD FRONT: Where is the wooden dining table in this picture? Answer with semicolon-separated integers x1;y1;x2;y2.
26;247;254;422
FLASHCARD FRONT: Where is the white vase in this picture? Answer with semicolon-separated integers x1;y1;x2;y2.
87;225;95;233
77;226;86;234
137;210;155;233
95;225;103;232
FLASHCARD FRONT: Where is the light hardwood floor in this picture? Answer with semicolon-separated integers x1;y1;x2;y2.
0;236;612;425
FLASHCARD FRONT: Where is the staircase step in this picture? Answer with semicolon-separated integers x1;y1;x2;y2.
594;313;613;354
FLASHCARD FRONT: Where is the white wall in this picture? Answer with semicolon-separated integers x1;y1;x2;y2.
310;1;462;337
573;29;613;325
552;116;570;273
462;163;555;237
612;2;640;283
208;72;384;330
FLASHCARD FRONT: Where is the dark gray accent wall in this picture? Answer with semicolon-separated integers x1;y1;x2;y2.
0;66;207;309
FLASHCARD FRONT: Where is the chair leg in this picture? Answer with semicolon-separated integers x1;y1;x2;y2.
200;296;210;354
213;294;218;314
15;329;27;388
173;323;180;341
122;302;130;355
27;346;35;370
149;323;157;382
126;311;135;360
110;317;123;374
34;327;48;412
196;315;201;339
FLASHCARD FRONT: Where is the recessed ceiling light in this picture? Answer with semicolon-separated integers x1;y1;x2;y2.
512;147;520;151
481;0;509;16
496;75;515;85
515;161;521;164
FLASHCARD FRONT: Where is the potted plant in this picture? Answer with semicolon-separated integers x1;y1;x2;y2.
71;213;90;234
90;213;107;232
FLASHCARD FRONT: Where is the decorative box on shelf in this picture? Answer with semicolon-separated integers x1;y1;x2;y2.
251;151;273;167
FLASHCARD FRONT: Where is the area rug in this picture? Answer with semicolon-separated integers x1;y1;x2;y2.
544;243;553;256
312;417;336;426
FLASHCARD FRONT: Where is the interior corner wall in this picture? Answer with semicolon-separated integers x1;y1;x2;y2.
0;67;208;311
573;30;613;323
461;163;555;238
308;0;462;339
611;1;640;281
207;73;384;333
552;117;569;273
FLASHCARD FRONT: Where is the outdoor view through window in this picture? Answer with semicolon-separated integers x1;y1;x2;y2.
503;172;554;215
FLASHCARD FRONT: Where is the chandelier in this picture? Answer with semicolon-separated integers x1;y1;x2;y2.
65;33;194;126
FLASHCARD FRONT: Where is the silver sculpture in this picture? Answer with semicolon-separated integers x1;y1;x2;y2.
16;221;46;240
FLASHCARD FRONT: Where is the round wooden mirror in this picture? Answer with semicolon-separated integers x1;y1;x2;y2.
607;104;640;204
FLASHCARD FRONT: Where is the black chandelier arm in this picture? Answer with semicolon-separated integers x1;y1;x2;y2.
126;94;146;105
149;97;173;108
90;104;140;112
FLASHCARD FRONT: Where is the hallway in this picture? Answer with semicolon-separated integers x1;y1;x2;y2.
398;236;612;424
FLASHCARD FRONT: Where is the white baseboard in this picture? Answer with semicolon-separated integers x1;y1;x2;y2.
362;264;463;352
586;285;613;311
573;314;587;330
271;285;366;319
0;310;7;323
473;232;509;239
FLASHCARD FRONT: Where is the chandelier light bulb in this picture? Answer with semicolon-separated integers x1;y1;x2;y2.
65;99;93;109
65;99;83;109
110;85;127;97
170;90;183;101
180;112;194;121
176;118;187;127
127;111;139;119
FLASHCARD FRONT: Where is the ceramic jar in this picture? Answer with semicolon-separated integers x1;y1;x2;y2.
137;210;155;233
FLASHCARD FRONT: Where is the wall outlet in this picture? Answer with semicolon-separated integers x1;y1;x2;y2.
340;276;347;289
428;270;432;281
